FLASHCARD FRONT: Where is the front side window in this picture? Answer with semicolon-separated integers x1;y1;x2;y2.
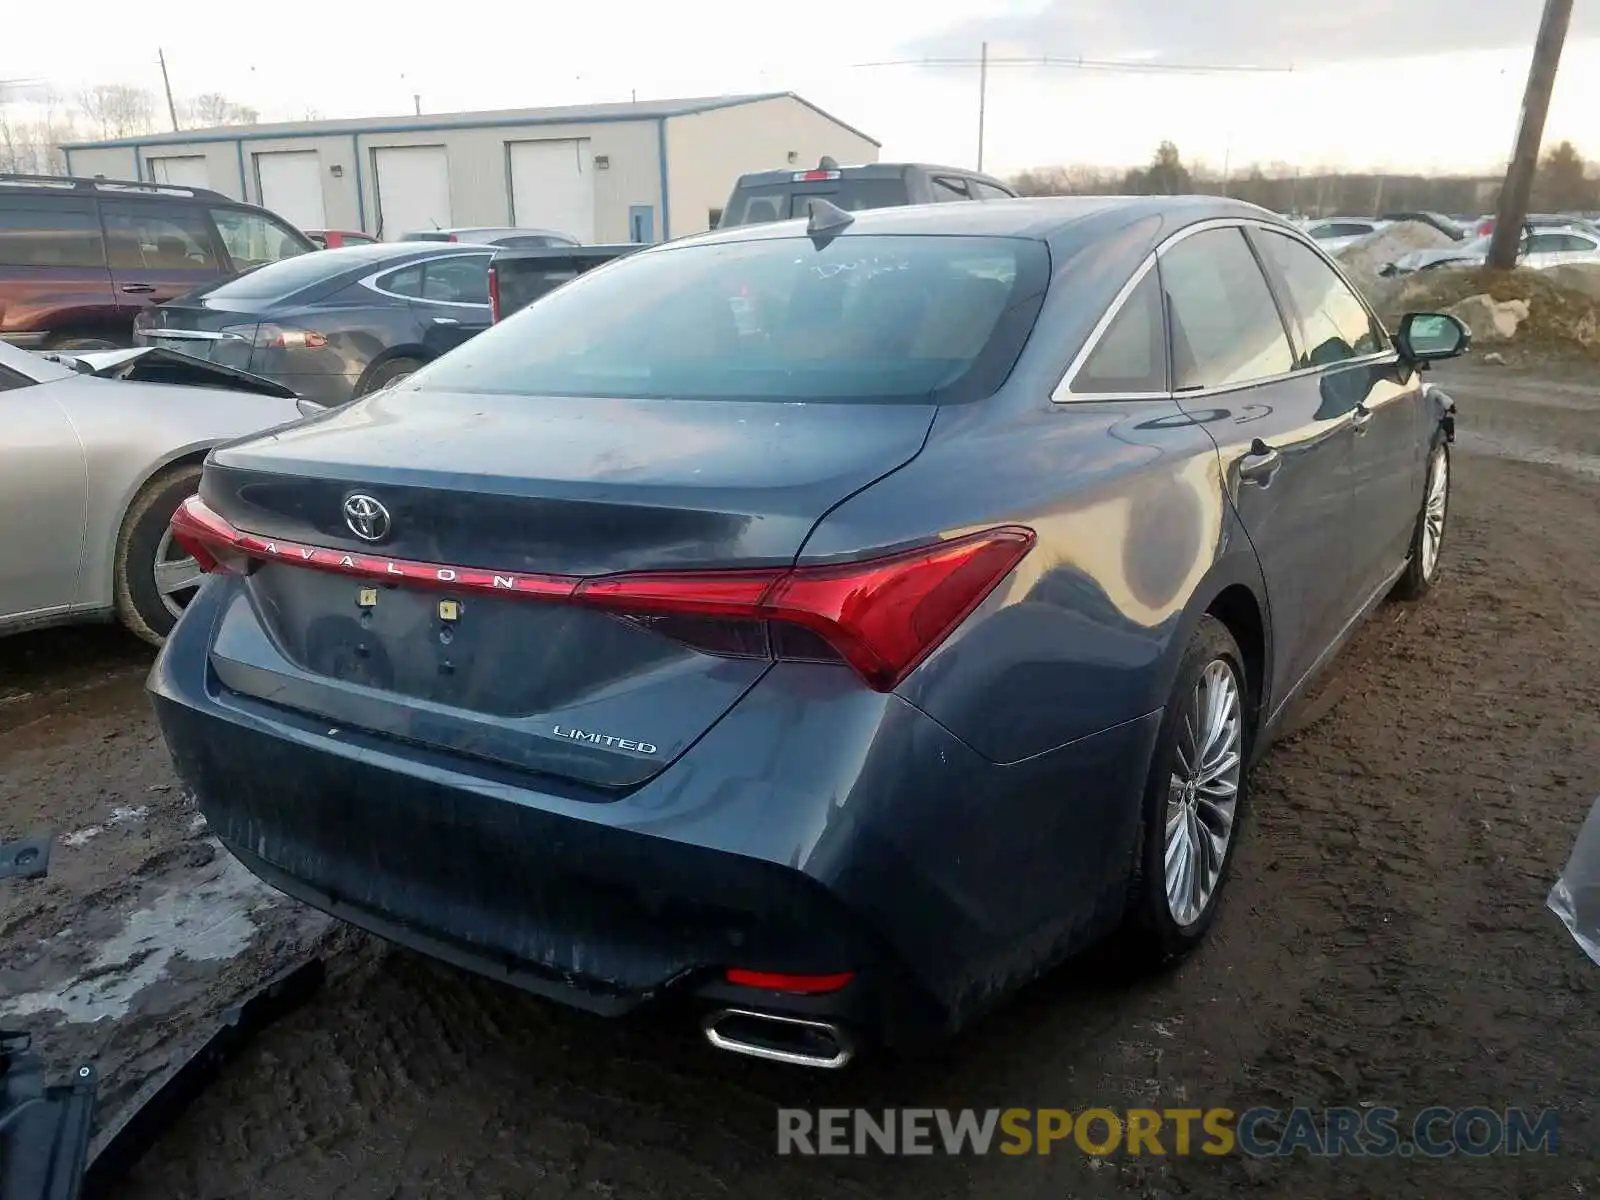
412;234;1049;405
210;208;310;271
1256;230;1386;366
102;202;219;270
1160;228;1294;391
1071;268;1167;395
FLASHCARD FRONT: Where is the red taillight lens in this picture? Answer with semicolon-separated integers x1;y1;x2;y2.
169;497;1034;691
725;969;854;994
577;527;1036;690
488;264;502;323
170;495;254;576
792;169;842;181
447;233;459;242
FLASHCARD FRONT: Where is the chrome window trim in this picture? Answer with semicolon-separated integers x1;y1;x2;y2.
1053;216;1398;405
358;252;493;309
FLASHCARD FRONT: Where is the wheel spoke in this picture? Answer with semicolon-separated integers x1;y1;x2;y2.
1162;656;1244;928
154;556;203;595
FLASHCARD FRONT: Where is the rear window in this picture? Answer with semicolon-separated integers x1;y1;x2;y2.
721;179;910;227
412;234;1049;405
197;249;353;300
0;202;106;268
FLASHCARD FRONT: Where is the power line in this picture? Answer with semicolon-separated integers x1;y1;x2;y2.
852;55;1294;76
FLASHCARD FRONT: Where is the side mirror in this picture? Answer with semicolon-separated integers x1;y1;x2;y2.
1396;311;1470;364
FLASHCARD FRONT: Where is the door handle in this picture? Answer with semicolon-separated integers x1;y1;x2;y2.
1350;404;1373;433
431;316;459;326
1238;438;1282;486
120;283;157;294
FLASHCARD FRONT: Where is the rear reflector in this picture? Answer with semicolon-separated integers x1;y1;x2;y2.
171;496;1034;692
725;969;855;994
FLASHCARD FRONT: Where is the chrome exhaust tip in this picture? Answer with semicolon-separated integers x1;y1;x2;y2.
702;1008;854;1069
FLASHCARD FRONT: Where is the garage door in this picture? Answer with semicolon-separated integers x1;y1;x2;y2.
255;150;325;231
373;145;451;240
508;139;594;244
149;155;211;188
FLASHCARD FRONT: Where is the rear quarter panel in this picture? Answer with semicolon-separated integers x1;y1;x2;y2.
0;268;118;336
47;375;305;610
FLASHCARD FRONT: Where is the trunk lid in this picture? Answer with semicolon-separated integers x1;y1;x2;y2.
134;298;264;370
200;388;935;790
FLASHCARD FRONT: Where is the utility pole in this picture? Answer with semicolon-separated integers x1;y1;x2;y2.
1489;0;1574;269
976;41;988;173
157;48;179;132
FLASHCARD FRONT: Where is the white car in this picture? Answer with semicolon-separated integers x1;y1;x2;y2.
1303;217;1393;255
0;342;309;644
1384;226;1600;276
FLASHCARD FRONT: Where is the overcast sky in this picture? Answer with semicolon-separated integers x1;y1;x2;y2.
4;0;1597;175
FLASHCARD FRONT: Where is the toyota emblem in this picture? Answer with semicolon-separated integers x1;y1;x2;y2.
343;494;391;542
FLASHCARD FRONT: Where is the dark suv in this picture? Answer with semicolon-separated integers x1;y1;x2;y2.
717;159;1018;227
0;174;316;351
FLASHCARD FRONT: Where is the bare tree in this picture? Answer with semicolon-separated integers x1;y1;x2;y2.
184;92;259;129
78;83;155;138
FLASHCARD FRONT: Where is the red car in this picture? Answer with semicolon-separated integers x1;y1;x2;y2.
307;229;380;249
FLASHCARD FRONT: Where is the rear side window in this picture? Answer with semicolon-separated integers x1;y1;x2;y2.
420;255;490;304
1160;228;1294;391
1071;269;1167;395
375;264;423;297
0;201;105;268
415;234;1050;405
1255;230;1386;366
931;177;972;202
973;181;1015;200
102;202;219;270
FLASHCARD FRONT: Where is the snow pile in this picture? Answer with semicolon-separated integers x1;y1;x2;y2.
1335;221;1456;290
1444;295;1531;343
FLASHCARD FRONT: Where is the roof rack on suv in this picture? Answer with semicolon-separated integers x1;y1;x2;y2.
0;173;232;203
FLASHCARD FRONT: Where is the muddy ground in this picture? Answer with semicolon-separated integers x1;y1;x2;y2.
3;360;1597;1198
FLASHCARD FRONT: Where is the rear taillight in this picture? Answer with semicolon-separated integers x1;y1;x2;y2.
447;233;459;242
792;169;842;181
488;264;502;323
170;497;1034;692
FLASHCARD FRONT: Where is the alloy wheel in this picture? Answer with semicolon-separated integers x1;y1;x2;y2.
152;527;205;620
1164;659;1243;927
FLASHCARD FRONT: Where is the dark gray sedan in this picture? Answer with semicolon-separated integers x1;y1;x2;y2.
151;195;1466;1068
132;242;498;406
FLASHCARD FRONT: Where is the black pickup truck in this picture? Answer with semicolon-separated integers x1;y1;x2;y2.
487;244;644;323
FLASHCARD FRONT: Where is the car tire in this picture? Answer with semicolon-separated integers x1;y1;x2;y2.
1121;614;1251;965
114;463;206;647
356;356;425;396
1391;439;1450;601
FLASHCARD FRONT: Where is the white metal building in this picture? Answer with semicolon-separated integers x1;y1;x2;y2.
61;93;880;244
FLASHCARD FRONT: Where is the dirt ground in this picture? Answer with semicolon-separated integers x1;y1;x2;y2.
4;360;1598;1198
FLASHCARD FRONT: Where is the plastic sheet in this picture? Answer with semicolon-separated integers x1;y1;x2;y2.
1549;794;1600;966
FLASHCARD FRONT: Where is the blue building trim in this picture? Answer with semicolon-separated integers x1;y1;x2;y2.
352;134;366;232
656;118;671;241
235;140;247;200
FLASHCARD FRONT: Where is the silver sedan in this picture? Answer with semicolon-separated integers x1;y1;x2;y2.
0;341;309;644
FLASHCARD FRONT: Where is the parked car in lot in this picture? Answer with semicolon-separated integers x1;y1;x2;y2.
0;174;316;352
487;243;643;321
401;227;580;248
307;229;380;249
1382;224;1600;275
0;338;305;644
153;196;1465;1067
718;158;1018;227
1301;217;1392;254
133;241;500;405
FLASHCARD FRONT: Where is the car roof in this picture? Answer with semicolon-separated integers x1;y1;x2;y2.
732;162;1013;188
679;194;1285;247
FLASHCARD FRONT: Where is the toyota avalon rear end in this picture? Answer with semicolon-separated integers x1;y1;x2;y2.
149;208;1168;1065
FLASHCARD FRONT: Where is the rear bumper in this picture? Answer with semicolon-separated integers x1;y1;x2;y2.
150;582;1160;1043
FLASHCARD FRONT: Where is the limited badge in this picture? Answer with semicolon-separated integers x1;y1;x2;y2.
438;599;461;622
357;587;378;608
